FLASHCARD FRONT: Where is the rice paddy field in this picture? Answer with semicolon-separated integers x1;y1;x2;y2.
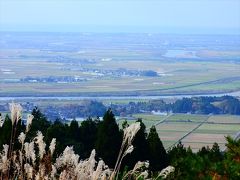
117;113;240;152
1;32;240;97
1;58;240;96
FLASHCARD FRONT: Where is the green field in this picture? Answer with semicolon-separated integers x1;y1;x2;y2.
133;114;167;121
194;124;240;134
165;113;208;122
1;54;240;96
207;115;240;124
117;113;240;151
1;33;240;96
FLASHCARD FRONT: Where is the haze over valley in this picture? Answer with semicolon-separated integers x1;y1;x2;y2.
1;32;240;97
0;1;240;178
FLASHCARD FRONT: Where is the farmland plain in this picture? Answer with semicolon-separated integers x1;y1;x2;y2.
117;113;240;151
1;32;240;152
0;32;240;97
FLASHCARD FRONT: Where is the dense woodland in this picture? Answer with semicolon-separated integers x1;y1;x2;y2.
111;96;240;115
0;107;239;179
0;96;239;121
50;95;240;119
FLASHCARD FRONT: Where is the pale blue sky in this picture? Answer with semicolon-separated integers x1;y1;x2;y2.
0;0;240;34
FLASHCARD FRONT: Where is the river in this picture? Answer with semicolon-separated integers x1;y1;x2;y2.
0;91;239;101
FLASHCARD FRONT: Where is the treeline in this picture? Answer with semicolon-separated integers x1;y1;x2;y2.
172;96;240;114
34;95;240;120
44;100;106;120
111;95;240;115
58;95;240;118
1;96;239;121
0;107;168;172
0;108;239;179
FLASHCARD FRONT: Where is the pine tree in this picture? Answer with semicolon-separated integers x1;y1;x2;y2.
80;117;99;158
69;120;79;140
46;120;71;156
147;125;168;171
0;115;12;149
27;107;51;140
95;109;121;168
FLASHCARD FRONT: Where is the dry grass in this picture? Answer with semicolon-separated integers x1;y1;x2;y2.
1;103;154;180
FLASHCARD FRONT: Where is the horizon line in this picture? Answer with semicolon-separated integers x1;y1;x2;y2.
0;30;239;36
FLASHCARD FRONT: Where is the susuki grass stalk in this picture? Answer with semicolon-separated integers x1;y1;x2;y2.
122;161;149;179
111;122;141;180
8;103;23;157
26;114;34;133
0;113;4;128
0;103;36;179
7;103;23;179
18;132;26;178
154;166;175;179
1;103;161;180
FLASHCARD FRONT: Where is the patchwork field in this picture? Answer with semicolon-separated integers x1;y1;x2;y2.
117;113;240;151
1;59;240;96
1;33;240;97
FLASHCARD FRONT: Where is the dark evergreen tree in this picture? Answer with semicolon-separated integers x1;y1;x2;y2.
197;146;211;157
0;114;12;149
167;142;206;179
80;117;99;158
68;120;80;140
0;113;25;151
147;125;168;171
209;143;223;162
46;120;79;157
27;107;51;140
95;109;121;168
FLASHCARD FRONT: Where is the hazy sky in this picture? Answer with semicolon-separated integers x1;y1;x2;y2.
0;0;240;34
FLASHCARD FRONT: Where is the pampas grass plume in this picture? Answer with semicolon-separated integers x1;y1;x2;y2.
18;132;26;145
0;145;9;173
35;131;46;160
0;113;4;128
9;103;22;125
26;114;34;132
49;138;56;156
